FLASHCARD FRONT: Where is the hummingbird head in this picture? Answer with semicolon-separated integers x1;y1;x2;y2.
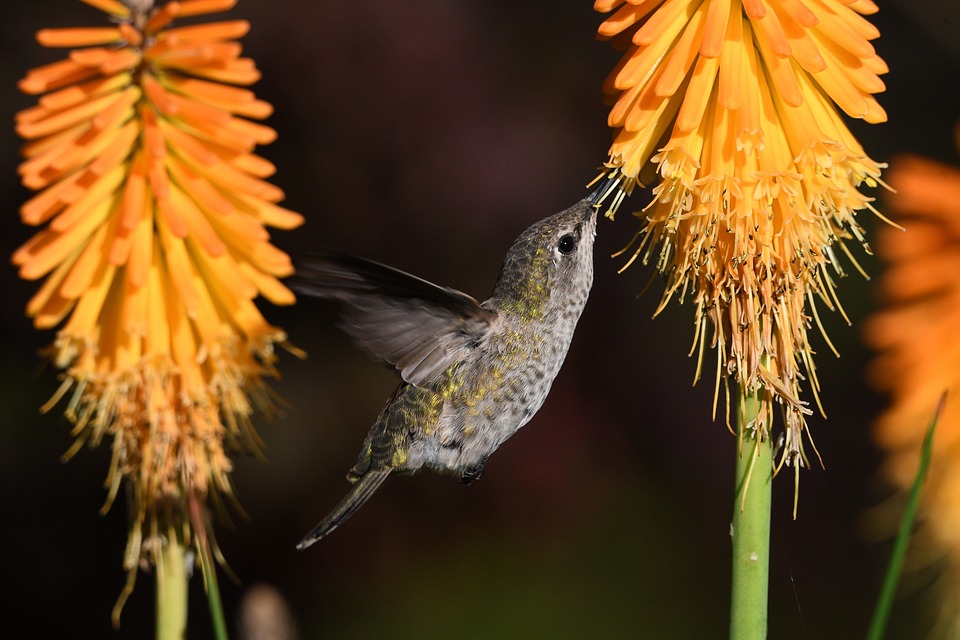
490;200;598;321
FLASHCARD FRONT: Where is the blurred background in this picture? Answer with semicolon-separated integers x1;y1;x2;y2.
1;1;958;638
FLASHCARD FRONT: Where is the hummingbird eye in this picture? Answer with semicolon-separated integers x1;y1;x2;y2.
557;234;577;255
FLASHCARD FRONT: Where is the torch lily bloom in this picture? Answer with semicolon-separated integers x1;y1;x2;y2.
865;153;960;635
14;0;303;620
594;0;888;483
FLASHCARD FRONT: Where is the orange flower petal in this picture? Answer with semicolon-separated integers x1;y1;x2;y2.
162;75;274;119
170;183;227;257
26;255;77;326
87;118;140;177
161;20;250;44
16;85;138;141
141;2;181;34
701;0;732;58
598;0;663;39
124;212;154;288
170;58;261;85
177;0;239;18
59;255;116;338
37;27;124;48
654;2;707;97
119;260;149;339
49;165;125;234
36;73;132;116
156;213;200;316
18;196;114;281
79;0;130;17
19;58;102;94
61;217;113;300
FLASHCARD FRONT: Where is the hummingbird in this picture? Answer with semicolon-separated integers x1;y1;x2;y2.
293;196;602;549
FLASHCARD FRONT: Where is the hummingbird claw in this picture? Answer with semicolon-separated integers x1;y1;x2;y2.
460;459;487;484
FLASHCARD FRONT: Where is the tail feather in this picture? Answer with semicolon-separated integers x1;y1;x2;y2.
297;469;392;550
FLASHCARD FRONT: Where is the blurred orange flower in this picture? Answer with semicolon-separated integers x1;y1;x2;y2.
865;152;960;633
594;0;887;480
13;0;303;618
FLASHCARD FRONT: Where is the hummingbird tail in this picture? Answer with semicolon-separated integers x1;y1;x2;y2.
296;469;392;550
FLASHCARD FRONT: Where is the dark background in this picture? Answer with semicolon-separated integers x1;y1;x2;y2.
1;1;958;638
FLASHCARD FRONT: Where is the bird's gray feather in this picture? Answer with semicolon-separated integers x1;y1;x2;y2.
292;253;499;386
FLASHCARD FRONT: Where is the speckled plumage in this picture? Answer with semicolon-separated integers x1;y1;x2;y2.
294;199;598;548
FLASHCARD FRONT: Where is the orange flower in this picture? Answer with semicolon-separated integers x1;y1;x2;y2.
865;152;960;633
594;0;887;483
13;0;303;620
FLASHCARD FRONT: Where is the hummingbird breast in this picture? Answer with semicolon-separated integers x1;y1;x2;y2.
406;296;586;476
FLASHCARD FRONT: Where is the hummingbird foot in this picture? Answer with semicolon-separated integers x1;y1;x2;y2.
459;460;487;484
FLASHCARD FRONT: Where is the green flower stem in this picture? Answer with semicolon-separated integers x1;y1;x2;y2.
867;393;943;640
199;539;229;640
157;535;188;640
730;389;772;640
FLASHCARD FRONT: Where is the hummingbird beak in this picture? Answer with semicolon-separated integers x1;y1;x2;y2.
581;198;600;225
586;174;619;207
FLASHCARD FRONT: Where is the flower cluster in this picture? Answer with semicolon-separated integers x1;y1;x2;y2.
865;152;960;635
594;0;887;481
14;0;303;617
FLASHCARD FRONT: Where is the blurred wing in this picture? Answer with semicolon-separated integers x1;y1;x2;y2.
292;252;498;386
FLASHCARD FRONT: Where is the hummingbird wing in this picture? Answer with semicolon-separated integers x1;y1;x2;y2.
293;252;499;386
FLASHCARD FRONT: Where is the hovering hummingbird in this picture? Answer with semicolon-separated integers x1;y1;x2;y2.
293;196;602;549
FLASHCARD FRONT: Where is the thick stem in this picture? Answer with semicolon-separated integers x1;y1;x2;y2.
729;390;772;640
157;534;188;640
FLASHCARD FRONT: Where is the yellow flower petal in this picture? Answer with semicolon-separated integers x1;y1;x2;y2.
169;183;227;257
27;255;77;328
654;2;707;97
634;0;699;47
717;10;744;108
227;192;305;230
238;262;296;306
49;164;125;234
676;52;720;133
60;255;116;338
61;217;113;300
166;154;235;215
125;212;154;288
